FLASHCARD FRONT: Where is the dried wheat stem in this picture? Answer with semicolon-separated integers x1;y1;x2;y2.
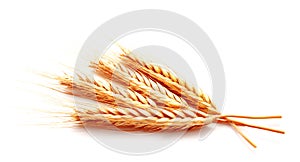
223;115;282;119
229;122;257;148
221;117;285;134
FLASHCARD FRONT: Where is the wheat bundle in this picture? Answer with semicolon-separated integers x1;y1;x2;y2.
48;48;284;148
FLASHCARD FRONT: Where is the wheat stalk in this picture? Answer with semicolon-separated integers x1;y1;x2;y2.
57;74;282;134
45;47;284;148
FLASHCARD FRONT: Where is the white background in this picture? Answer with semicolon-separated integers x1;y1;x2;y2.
0;0;299;161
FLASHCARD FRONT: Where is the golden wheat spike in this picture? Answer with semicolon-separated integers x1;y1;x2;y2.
90;59;208;118
117;53;218;114
106;59;187;106
57;74;156;109
90;60;186;107
68;101;219;132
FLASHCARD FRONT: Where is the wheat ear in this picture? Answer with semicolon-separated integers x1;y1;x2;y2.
92;60;185;105
95;59;187;106
90;59;208;118
118;52;219;115
56;74;156;109
69;102;220;131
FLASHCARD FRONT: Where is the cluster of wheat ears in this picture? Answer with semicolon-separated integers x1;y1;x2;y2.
49;47;284;148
